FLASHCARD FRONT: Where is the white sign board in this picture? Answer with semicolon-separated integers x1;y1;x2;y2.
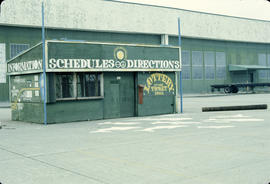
0;44;6;83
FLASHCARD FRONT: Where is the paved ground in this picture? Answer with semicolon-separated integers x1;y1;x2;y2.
0;94;270;184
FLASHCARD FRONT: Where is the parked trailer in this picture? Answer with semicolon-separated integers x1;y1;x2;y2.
211;83;270;93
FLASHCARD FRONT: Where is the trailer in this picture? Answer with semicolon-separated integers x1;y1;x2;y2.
211;83;270;93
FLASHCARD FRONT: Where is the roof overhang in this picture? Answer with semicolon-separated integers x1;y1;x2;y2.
229;64;270;72
7;40;181;75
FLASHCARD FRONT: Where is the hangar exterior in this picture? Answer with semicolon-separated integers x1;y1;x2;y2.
0;0;270;104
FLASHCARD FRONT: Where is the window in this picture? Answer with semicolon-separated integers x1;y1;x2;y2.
181;50;191;80
77;73;101;97
56;73;75;99
204;51;215;80
192;51;203;79
10;43;29;59
258;53;267;79
216;52;226;79
56;72;102;100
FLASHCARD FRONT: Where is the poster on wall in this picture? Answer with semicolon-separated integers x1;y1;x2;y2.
143;73;175;96
0;43;6;83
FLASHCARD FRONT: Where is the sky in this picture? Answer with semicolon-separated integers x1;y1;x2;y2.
116;0;270;21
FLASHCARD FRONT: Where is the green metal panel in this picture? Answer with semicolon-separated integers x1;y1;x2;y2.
0;81;9;102
46;100;104;123
170;36;270;93
47;73;56;103
229;64;270;71
104;83;120;119
138;72;175;116
10;74;42;103
119;72;135;118
0;26;42;102
139;96;174;116
7;43;43;75
231;71;250;84
12;103;43;123
46;41;180;72
103;72;135;119
10;74;43;123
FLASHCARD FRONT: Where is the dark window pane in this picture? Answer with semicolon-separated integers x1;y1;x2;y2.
77;73;85;97
77;73;101;97
56;73;74;98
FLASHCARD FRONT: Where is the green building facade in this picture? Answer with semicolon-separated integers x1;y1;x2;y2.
1;24;270;104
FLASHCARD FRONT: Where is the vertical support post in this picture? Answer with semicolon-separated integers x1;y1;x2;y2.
178;17;183;113
42;1;47;125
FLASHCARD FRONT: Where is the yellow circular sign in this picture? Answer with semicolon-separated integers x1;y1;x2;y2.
116;50;125;60
114;47;127;61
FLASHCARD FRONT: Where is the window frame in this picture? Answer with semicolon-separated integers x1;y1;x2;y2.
258;53;267;80
204;51;215;80
55;72;104;101
215;51;227;80
181;50;191;80
191;51;203;80
10;43;30;59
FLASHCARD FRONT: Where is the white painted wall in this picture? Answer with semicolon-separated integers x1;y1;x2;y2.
0;0;270;43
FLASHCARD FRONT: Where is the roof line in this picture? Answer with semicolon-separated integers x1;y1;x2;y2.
1;23;270;45
104;0;270;23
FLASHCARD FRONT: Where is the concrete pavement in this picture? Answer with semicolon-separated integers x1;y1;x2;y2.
0;94;270;184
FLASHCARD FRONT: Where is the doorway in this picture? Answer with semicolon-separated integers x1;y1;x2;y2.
103;72;135;119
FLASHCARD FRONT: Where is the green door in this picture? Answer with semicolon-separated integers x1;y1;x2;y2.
103;72;135;119
119;73;135;118
107;83;120;118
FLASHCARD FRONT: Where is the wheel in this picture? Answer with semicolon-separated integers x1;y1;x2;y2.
231;85;238;93
224;87;231;93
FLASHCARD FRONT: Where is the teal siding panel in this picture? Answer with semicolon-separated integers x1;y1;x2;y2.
47;100;104;123
170;36;270;93
0;83;9;102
